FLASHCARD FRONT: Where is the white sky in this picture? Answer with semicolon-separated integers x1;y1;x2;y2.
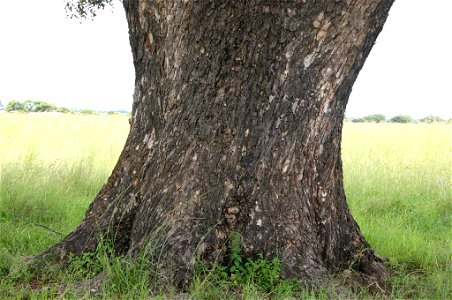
0;0;451;118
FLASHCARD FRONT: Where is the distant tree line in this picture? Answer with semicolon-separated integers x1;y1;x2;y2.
4;100;60;113
1;100;129;115
0;100;447;122
348;114;450;124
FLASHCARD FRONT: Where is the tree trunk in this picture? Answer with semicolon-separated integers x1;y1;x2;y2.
42;0;394;288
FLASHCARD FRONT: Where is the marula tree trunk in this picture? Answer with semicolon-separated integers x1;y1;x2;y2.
42;0;393;288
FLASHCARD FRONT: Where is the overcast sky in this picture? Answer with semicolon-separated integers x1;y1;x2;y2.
0;0;451;118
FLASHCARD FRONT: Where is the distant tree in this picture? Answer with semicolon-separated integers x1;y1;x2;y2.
8;100;56;113
0;100;3;111
5;100;26;112
23;100;36;112
390;115;413;123
79;109;96;115
352;118;366;123
56;107;73;113
363;114;386;123
420;115;443;123
33;101;57;112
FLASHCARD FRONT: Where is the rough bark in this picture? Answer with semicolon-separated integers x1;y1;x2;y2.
41;0;393;288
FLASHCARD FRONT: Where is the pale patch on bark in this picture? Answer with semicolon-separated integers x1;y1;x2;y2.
303;53;315;69
145;129;156;150
282;159;291;174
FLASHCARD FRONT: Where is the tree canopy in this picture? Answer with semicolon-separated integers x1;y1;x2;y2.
65;0;113;19
5;100;56;113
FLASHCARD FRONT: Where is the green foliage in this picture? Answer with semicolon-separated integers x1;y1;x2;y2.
100;251;160;298
195;231;297;295
25;100;57;112
352;114;421;123
5;100;25;112
79;108;96;115
65;0;114;19
67;239;112;278
66;238;159;298
4;100;56;113
33;101;56;112
363;114;386;123
352;117;365;123
3;100;125;114
228;231;246;276
55;107;73;113
390;114;413;123
227;233;288;293
420;115;444;123
190;231;300;298
352;114;386;123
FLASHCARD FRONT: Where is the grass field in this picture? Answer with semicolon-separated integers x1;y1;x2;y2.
0;113;451;299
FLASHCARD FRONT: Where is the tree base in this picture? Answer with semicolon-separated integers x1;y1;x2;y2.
25;250;388;298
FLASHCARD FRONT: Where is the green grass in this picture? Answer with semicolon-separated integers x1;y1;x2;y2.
0;114;451;298
342;122;452;298
0;114;128;273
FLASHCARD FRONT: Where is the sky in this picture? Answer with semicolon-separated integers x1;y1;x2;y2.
0;0;451;118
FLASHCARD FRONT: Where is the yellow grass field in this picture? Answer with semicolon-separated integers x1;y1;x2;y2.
0;113;451;298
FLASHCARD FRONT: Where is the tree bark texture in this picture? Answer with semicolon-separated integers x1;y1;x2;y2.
42;0;394;288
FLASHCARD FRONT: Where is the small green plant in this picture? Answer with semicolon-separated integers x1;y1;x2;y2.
243;254;283;292
67;238;113;278
66;237;166;298
191;232;302;298
227;231;293;293
228;231;246;277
